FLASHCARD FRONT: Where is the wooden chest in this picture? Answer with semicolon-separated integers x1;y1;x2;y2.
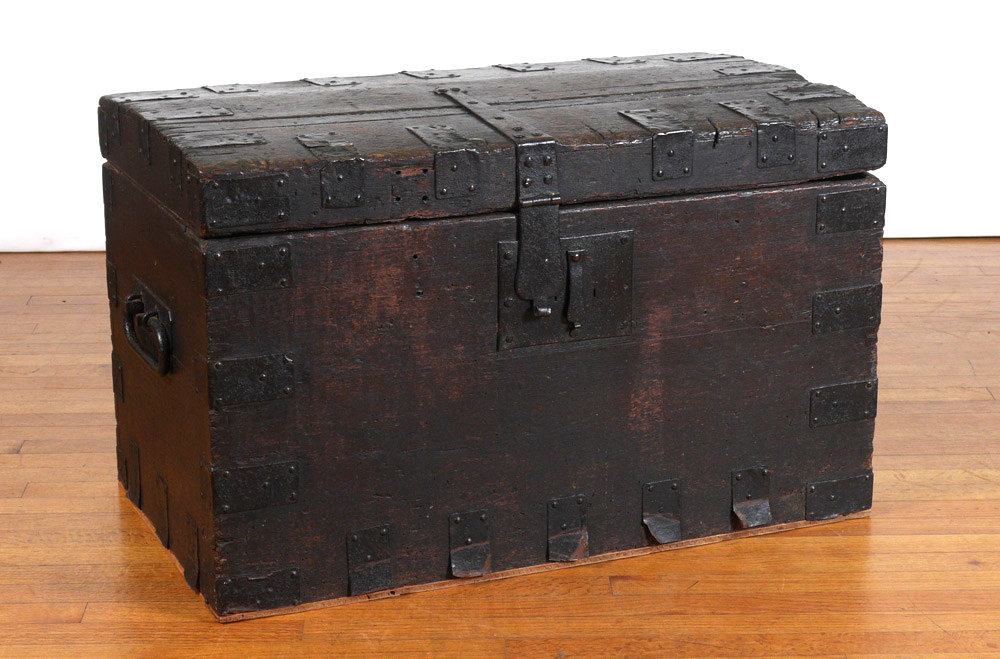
98;53;887;620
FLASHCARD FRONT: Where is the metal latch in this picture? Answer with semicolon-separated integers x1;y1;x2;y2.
498;231;633;350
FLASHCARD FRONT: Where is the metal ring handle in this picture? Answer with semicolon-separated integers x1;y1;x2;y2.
124;293;171;375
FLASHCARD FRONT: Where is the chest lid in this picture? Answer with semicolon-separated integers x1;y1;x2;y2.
98;53;886;240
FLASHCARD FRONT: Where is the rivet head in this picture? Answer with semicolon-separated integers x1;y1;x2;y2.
682;167;690;174
820;162;828;168
809;486;816;493
656;169;664;178
468;184;476;192
788;154;795;161
647;485;654;492
440;188;448;195
560;523;567;530
543;174;553;184
761;155;768;163
667;149;675;157
466;537;472;544
451;164;458;172
503;251;513;260
524;156;534;167
577;496;584;504
771;135;779;142
735;474;742;481
829;494;837;500
336;174;344;182
523;177;533;188
842;144;850;152
542;155;553;166
454;516;461;524
671;483;678;490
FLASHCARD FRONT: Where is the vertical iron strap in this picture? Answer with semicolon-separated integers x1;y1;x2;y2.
435;88;563;315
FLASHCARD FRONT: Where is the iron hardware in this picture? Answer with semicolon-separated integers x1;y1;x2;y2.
810;380;878;427
449;510;492;578
212;461;299;515
818;125;889;173
619;108;694;180
732;468;773;529
812;284;882;334
642;479;682;544
123;283;172;376
217;568;301;614
347;525;393;595
806;471;874;520
548;495;589;562
208;353;295;409
817;185;886;234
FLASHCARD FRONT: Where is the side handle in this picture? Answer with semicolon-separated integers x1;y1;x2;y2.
124;291;171;375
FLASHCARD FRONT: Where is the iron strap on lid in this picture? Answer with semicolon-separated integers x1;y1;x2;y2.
435;88;563;317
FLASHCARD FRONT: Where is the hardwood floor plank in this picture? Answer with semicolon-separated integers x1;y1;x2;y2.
0;240;996;655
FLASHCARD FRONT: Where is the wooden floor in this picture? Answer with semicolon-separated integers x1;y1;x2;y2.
0;239;998;657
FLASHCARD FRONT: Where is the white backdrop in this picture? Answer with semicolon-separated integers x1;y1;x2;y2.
1;1;995;250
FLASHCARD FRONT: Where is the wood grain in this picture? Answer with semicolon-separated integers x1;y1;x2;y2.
0;240;997;656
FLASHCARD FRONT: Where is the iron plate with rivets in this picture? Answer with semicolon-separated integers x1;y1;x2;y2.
818;125;889;173
216;568;301;615
714;62;793;76
662;52;731;62
449;509;492;578
208;353;295;408
211;461;299;515
810;380;878;427
719;100;796;168
204;84;259;94
812;284;882;334
203;174;291;230
495;62;554;73
806;471;874;521
401;69;460;79
732;468;773;529
301;77;359;87
642;479;682;544
548;494;589;562
817;185;886;234
769;83;850;103
320;159;365;208
619;109;694;180
587;56;647;65
347;525;393;595
173;132;266;150
206;244;293;297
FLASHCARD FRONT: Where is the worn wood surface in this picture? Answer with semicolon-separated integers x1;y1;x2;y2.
1;239;998;655
98;54;886;238
106;165;882;616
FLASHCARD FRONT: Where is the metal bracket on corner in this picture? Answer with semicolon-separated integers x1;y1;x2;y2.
719;100;797;168
732;467;773;529
619;108;694;180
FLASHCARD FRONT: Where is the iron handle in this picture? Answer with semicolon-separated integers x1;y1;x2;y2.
124;293;171;375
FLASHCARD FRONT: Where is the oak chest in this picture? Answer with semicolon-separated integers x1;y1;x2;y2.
98;53;887;620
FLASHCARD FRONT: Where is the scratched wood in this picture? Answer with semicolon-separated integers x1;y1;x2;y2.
0;240;997;655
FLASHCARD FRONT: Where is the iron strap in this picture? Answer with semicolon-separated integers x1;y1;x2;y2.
435;88;563;316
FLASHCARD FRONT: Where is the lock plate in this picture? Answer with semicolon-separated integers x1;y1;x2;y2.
498;230;633;350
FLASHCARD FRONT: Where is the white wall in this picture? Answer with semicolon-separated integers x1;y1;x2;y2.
1;1;995;251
